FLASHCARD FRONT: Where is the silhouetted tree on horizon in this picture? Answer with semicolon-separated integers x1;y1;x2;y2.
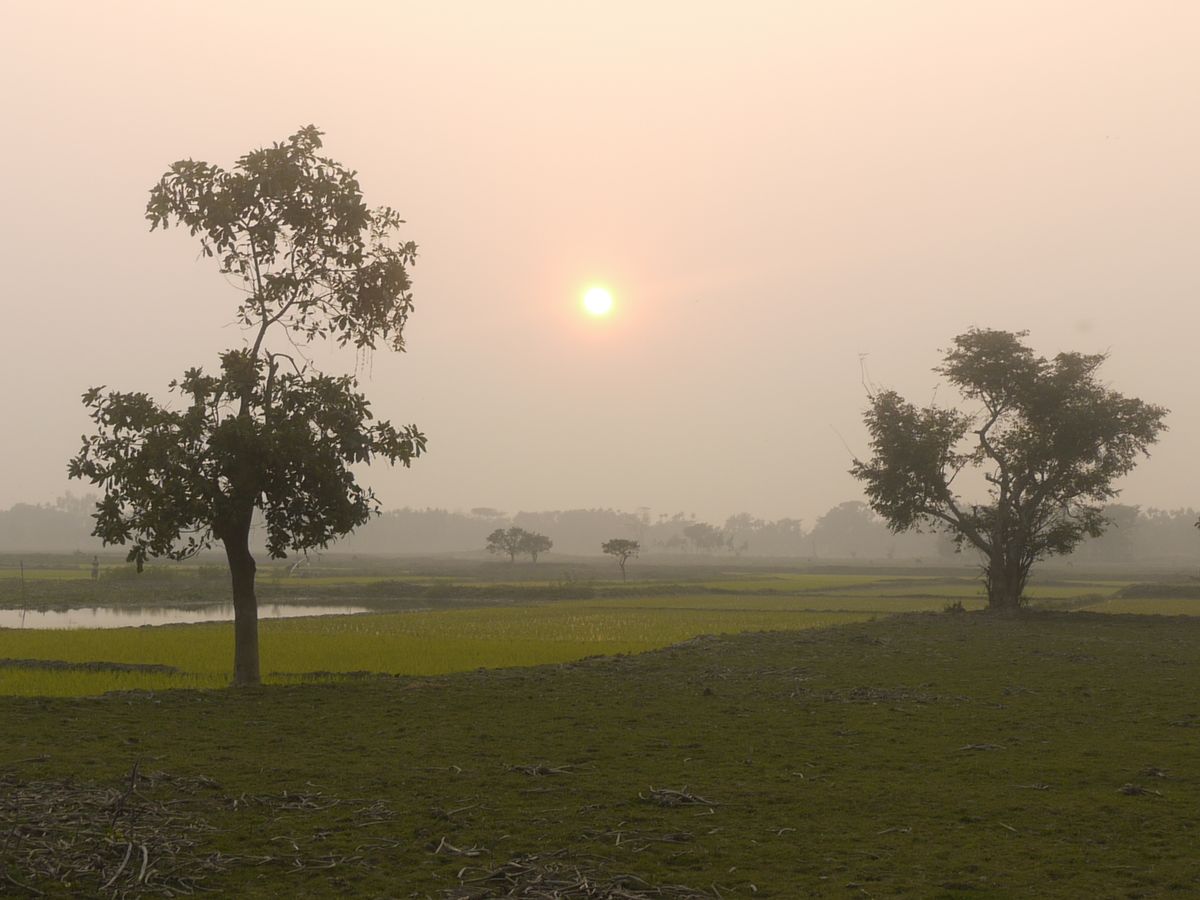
808;501;890;559
521;531;553;563
487;526;551;563
852;329;1166;610
601;538;640;581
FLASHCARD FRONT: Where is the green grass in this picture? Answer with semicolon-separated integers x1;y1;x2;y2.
818;578;1128;599
257;572;461;586
0;564;1136;699
0;567;95;581
0;601;869;696
591;593;986;612
1080;597;1200;615
0;667;225;696
2;611;1199;897
694;573;909;592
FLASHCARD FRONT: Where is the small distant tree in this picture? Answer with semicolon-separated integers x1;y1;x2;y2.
486;527;528;563
851;329;1167;610
68;127;425;686
601;538;640;581
520;531;553;563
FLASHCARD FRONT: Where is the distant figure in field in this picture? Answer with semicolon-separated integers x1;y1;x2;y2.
91;556;99;580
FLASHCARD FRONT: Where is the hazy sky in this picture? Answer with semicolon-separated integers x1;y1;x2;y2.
2;1;1197;526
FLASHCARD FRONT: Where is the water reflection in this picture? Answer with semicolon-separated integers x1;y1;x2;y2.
0;604;370;630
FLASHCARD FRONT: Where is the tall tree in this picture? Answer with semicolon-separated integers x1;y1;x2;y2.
722;514;763;557
601;538;640;581
851;329;1166;610
486;527;529;563
520;531;553;563
682;522;727;554
68;127;425;685
808;501;890;559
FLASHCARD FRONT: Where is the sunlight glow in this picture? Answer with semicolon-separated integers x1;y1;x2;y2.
583;286;614;316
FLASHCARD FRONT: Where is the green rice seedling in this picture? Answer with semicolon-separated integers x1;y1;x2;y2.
0;568;95;582
824;579;1126;600
0;667;224;697
697;574;908;592
590;594;985;613
0;602;869;696
1081;597;1200;616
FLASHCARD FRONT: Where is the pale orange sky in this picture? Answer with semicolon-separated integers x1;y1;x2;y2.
1;1;1197;525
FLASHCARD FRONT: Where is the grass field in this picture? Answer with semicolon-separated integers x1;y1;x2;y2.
1078;596;1200;616
2;611;1199;897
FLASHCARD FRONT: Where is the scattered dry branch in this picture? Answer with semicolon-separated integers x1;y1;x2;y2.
434;836;488;857
0;770;400;895
1118;784;1162;797
509;764;575;777
0;769;229;897
444;850;716;899
638;788;717;809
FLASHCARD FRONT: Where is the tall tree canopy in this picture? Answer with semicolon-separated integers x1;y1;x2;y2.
521;531;553;563
851;329;1167;610
69;127;425;685
485;527;523;563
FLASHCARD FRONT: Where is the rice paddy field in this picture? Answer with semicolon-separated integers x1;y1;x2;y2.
1;558;1195;698
0;600;869;696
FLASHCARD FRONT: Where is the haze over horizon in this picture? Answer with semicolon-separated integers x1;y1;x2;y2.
2;1;1197;527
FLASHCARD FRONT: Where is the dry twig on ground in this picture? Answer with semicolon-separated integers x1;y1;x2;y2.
444;850;716;899
0;769;228;897
638;788;717;808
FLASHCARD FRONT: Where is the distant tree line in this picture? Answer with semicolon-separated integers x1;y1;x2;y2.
245;501;1200;561
3;494;1198;563
0;493;105;553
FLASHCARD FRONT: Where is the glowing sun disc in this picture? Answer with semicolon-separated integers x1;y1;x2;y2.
583;286;614;316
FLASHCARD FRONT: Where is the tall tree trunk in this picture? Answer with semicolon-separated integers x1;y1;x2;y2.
223;512;260;687
985;555;1027;612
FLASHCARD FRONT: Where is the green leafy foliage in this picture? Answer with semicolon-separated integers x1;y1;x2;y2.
145;126;417;352
851;329;1167;608
69;351;424;567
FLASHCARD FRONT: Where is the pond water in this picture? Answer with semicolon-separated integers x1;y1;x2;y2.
0;604;371;630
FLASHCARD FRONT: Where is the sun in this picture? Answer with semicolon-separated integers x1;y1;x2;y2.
582;286;614;316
